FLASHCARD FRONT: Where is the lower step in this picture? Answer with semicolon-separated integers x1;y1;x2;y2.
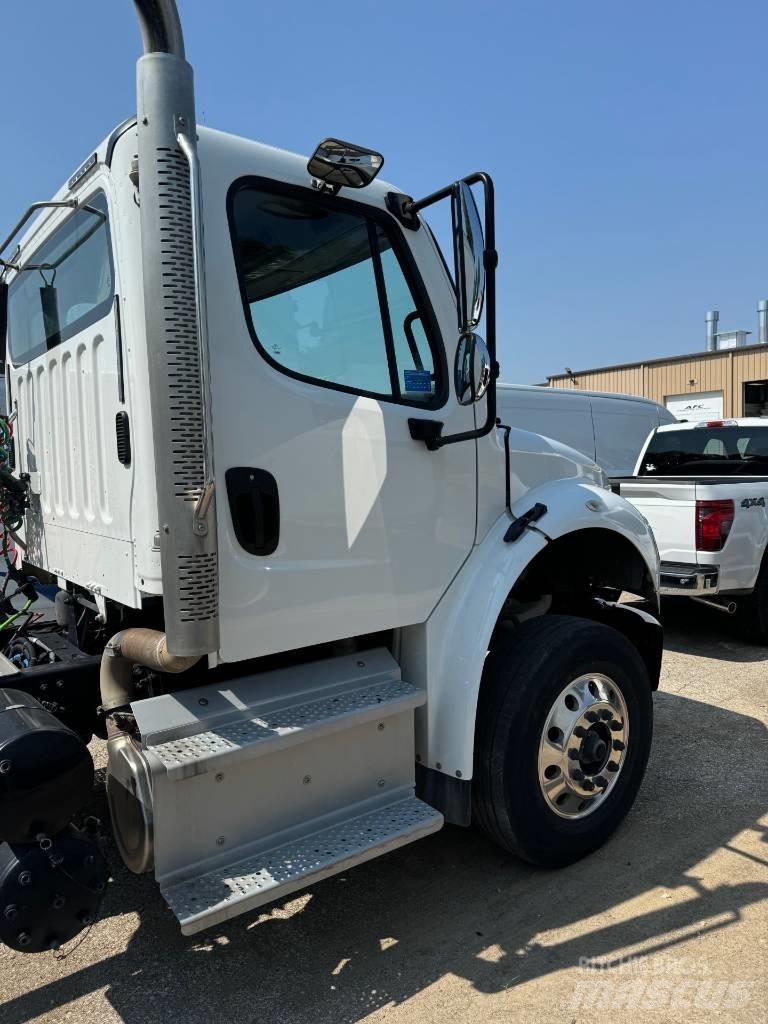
161;795;443;935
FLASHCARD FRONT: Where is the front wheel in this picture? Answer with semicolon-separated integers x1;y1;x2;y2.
473;615;653;867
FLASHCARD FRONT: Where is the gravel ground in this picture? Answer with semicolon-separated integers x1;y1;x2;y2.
1;600;766;1024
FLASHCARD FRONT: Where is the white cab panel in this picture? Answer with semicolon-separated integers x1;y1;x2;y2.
8;174;138;607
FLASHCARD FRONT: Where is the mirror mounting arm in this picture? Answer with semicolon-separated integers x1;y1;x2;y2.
407;172;498;450
385;192;421;231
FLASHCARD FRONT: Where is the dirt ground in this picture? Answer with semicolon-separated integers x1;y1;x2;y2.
1;600;766;1024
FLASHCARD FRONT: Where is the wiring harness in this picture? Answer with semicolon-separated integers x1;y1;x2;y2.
0;413;37;635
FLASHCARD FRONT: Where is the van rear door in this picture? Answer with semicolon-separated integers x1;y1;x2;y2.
590;396;660;478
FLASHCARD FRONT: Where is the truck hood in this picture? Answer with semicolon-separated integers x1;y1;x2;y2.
504;426;607;497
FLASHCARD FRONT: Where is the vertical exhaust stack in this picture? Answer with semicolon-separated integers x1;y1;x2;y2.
132;1;218;656
705;310;719;352
758;301;768;345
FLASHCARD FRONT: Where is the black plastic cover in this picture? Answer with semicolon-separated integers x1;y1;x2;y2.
0;688;94;843
0;826;108;953
115;410;131;465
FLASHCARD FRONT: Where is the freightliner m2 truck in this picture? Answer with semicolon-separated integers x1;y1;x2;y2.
0;1;662;953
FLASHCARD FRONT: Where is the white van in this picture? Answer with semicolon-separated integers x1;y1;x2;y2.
497;384;676;478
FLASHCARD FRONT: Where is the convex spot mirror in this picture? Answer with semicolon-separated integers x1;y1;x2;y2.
455;332;491;405
452;181;485;332
308;138;384;191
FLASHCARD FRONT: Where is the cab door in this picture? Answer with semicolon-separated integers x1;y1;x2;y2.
208;178;477;663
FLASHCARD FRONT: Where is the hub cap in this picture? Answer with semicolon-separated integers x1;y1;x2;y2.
538;673;629;819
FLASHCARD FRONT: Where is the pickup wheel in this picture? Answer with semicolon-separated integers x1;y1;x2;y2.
473;615;653;867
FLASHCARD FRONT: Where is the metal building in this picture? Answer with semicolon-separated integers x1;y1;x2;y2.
547;305;768;421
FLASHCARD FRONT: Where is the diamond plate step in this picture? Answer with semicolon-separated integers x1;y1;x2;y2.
161;795;443;935
146;677;423;780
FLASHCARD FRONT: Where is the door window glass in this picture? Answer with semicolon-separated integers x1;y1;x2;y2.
7;192;114;365
230;186;439;404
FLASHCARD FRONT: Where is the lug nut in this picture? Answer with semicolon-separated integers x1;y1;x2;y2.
594;775;608;788
16;931;31;947
4;904;18;922
582;779;595;791
612;740;625;751
609;720;622;732
606;761;620;772
585;711;598;723
571;768;585;781
18;871;32;887
50;893;66;910
573;726;587;738
599;709;613;720
567;748;580;760
78;910;93;926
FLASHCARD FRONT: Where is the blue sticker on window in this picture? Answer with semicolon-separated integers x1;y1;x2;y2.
403;370;432;393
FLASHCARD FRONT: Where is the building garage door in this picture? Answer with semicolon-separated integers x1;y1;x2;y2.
665;390;723;423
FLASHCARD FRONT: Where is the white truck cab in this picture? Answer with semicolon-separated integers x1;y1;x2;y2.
0;1;662;953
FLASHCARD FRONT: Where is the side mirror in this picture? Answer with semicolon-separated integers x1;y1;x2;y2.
452;181;485;332
307;138;384;191
455;332;491;405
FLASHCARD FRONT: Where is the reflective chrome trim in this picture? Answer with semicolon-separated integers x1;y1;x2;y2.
659;562;719;596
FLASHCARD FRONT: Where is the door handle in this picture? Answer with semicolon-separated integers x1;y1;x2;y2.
225;468;280;556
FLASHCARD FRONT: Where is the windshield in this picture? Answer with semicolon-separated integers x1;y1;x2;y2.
640;426;768;476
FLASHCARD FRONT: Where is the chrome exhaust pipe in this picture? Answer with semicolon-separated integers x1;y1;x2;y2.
131;0;219;657
690;596;737;615
133;0;185;57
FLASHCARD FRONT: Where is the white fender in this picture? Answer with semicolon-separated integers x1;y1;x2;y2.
400;477;659;781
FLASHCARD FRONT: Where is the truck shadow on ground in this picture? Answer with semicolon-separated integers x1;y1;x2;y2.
1;687;766;1024
659;598;768;662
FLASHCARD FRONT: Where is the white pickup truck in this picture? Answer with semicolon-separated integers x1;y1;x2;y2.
615;418;768;638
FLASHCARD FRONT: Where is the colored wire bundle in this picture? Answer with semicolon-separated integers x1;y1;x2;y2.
0;413;36;632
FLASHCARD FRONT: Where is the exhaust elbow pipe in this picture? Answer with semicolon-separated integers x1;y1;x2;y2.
133;0;186;57
100;628;201;720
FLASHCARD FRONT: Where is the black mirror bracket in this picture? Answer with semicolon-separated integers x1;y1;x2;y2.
385;192;421;231
404;172;498;452
408;418;444;450
311;177;341;196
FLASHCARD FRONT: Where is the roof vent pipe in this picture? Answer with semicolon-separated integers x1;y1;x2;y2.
706;310;719;352
758;301;768;345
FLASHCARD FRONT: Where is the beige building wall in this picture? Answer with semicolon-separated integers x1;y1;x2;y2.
548;346;768;418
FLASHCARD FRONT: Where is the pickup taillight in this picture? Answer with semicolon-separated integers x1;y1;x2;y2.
695;499;735;552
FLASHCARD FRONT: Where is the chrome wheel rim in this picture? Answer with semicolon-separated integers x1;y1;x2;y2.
538;673;629;820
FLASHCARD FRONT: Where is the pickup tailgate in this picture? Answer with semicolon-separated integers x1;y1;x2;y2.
616;479;697;564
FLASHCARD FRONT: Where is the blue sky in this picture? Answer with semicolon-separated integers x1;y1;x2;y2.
4;1;767;384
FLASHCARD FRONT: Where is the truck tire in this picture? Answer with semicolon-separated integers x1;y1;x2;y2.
473;615;653;867
737;561;768;644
